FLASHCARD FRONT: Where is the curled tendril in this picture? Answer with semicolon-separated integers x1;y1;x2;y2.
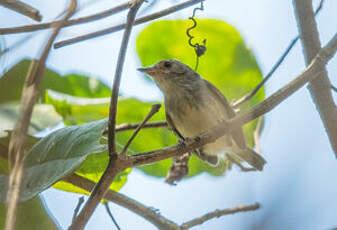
186;0;206;70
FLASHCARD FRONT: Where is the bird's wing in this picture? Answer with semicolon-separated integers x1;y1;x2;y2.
203;79;246;149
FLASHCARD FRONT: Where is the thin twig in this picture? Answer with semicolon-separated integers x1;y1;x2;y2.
63;173;180;230
4;1;77;230
68;2;144;229
54;0;204;48
104;202;121;230
180;203;260;229
120;104;161;156
0;0;42;22
0;1;133;35
72;196;85;222
232;0;325;108
253;117;263;154
226;154;256;172
293;0;337;157
115;121;167;132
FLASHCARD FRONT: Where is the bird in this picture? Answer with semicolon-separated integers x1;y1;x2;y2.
138;59;266;184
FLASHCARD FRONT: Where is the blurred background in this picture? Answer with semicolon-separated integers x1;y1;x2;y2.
1;0;337;229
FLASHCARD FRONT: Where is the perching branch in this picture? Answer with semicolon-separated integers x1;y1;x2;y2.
54;0;204;48
68;1;144;229
0;0;42;22
0;0;133;35
180;203;260;229
232;0;325;108
120;104;161;156
293;0;337;157
4;1;77;230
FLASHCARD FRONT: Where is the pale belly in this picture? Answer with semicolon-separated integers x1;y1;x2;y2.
169;96;233;155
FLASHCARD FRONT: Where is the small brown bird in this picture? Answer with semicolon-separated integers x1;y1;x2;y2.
138;59;266;183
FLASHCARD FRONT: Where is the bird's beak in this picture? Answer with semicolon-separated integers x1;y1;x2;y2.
137;66;156;76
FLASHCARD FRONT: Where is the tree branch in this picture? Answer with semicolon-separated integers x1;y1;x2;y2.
120;104;161;156
293;0;337;157
180;203;260;229
68;1;144;229
0;0;42;22
54;0;204;49
0;0;133;35
4;1;77;230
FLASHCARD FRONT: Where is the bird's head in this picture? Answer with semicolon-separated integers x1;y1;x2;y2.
137;59;200;94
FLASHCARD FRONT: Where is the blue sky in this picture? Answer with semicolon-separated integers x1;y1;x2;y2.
1;0;337;229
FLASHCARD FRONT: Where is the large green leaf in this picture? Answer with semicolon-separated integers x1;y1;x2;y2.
45;91;234;178
0;103;62;136
0;156;59;230
0;118;108;202
0;59;111;104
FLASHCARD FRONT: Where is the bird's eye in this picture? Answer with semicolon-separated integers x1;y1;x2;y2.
163;61;172;68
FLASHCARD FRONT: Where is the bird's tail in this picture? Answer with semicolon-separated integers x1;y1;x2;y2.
236;147;266;171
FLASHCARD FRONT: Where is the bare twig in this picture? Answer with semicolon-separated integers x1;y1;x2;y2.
253;117;263;154
54;0;204;48
0;1;133;35
4;1;77;230
293;0;337;157
0;0;42;22
63;173;180;230
127;33;337;168
180;203;260;229
104;202;121;230
232;0;325;108
68;2;144;229
116;121;167;132
226;154;256;172
103;121;167;135
72;197;85;222
120;104;161;156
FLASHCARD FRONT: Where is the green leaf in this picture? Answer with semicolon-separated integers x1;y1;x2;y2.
0;118;108;202
0;103;62;135
0;59;111;104
45;90;110;125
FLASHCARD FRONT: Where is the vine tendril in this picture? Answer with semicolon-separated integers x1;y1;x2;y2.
186;0;206;71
